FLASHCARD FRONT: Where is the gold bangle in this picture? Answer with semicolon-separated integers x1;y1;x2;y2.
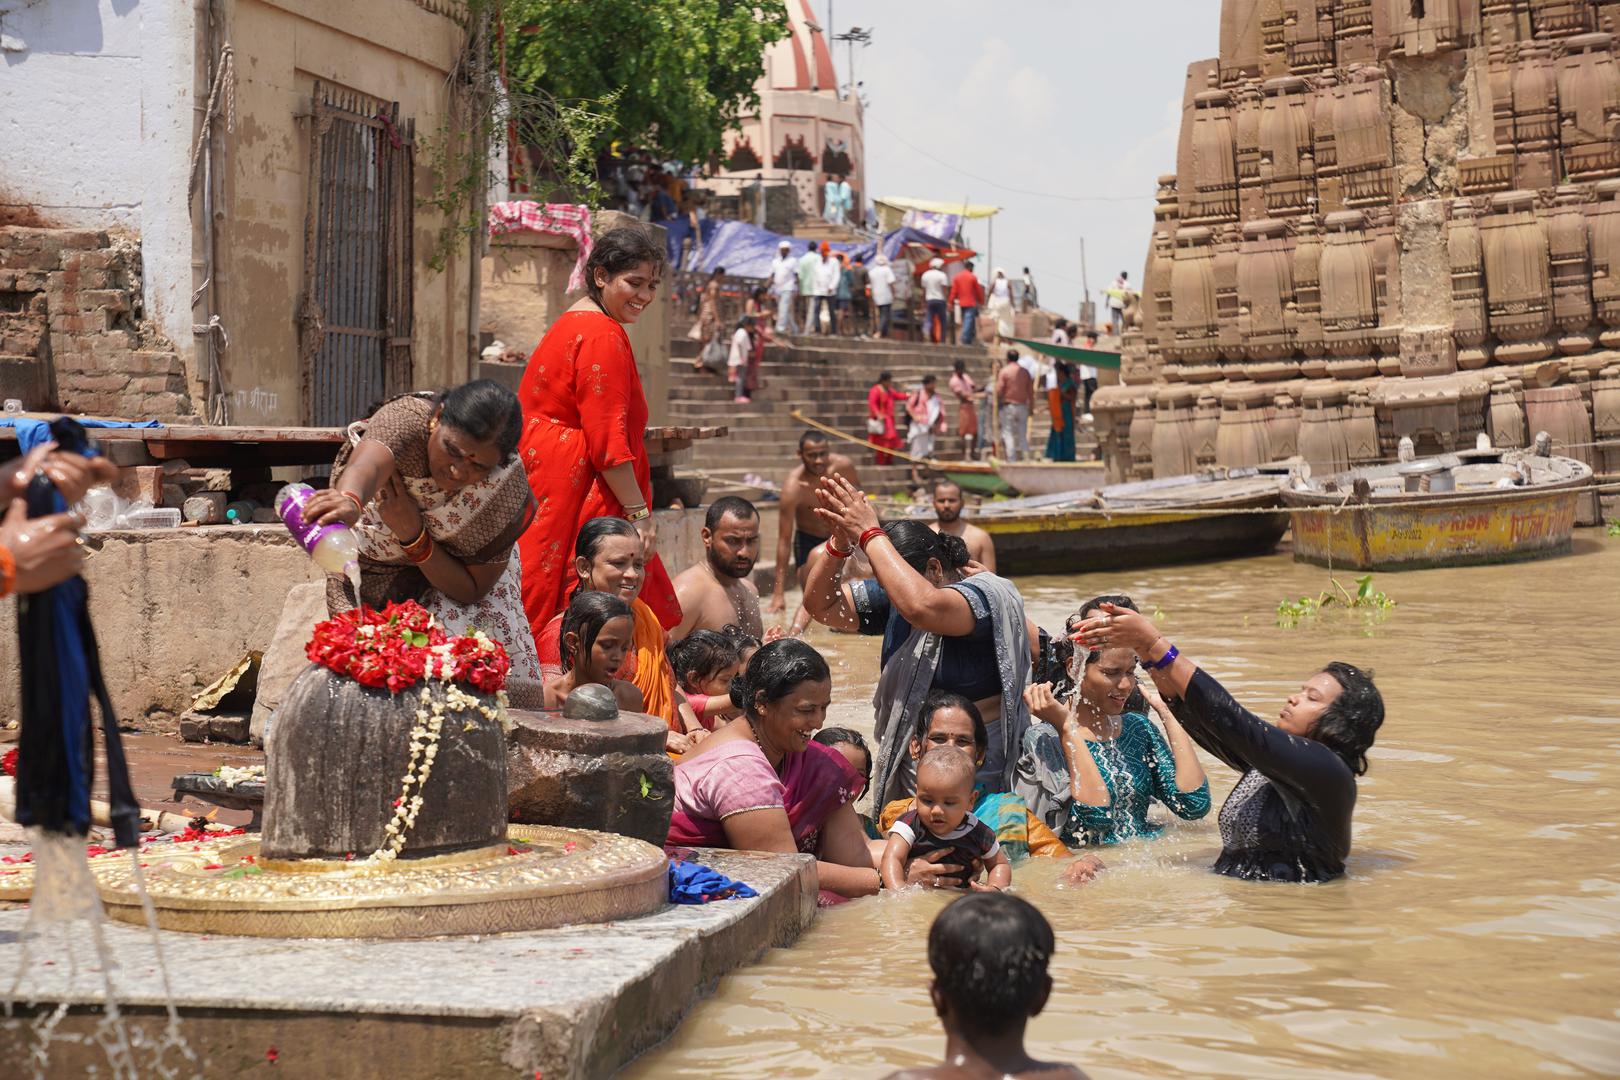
625;505;650;522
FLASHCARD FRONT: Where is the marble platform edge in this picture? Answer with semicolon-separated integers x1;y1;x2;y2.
0;848;819;1080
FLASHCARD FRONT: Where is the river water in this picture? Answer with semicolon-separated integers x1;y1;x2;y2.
625;537;1620;1078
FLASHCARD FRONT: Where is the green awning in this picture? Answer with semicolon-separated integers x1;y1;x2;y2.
1007;337;1122;370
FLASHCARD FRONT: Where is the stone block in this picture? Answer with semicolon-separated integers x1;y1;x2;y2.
111;464;163;505
72;290;129;313
506;710;675;847
49;311;114;335
183;492;227;524
58;249;118;273
250;581;331;746
127;350;182;376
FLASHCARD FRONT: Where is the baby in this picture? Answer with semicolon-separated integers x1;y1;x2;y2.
881;746;1011;892
668;629;744;730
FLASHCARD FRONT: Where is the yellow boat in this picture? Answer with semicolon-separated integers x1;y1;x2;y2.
1284;446;1594;571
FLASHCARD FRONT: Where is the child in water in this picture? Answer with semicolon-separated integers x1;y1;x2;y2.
543;590;644;712
881;747;1011;892
881;893;1088;1080
814;727;878;837
667;629;744;730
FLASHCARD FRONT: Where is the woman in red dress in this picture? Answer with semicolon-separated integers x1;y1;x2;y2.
867;370;905;466
517;226;682;643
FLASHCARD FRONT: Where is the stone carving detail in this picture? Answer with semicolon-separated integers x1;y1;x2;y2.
1122;2;1620;478
1480;190;1555;360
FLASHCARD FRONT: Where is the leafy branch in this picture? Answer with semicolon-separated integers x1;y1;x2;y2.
418;0;619;273
1276;574;1396;629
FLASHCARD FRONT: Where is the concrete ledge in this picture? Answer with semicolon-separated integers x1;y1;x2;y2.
0;849;817;1079
0;525;320;731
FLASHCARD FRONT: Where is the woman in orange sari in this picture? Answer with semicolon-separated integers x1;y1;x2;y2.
517;226;682;643
535;516;704;753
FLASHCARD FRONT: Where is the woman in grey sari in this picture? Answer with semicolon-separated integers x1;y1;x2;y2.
803;475;1037;809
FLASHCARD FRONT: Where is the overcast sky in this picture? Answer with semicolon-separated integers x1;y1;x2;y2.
826;0;1222;321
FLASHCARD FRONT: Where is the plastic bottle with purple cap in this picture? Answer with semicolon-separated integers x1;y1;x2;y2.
274;482;362;606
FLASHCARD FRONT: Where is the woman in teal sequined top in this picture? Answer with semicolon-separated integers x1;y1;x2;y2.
1015;642;1210;847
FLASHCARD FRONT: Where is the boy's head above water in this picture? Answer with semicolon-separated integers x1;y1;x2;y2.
914;746;977;836
929;892;1056;1036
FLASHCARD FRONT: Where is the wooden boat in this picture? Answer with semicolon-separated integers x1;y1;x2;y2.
898;468;1290;575
1284;446;1594;571
992;459;1108;497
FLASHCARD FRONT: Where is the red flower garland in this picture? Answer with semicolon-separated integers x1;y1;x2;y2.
304;600;509;695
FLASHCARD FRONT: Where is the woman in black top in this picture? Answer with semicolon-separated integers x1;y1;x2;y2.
1072;602;1384;883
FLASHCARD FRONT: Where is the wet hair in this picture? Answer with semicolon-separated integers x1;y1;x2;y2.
917;745;976;791
728;638;831;717
929;893;1055;1033
1311;662;1384;776
915;690;988;752
432;380;522;460
571;516;640;601
575;516;639;564
667;630;741;692
560;591;631;675
584;225;666;305
798;430;829;450
813;727;872;789
1068;594;1145;712
719;623;762;654
884;519;971;576
1005;349;1020;363
704;495;758;531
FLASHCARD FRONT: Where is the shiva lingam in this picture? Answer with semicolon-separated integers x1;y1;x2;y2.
1;603;673;939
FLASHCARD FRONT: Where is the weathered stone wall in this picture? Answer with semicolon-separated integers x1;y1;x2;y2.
216;0;475;425
0;528;321;733
1106;1;1620;489
0;0;199;379
478;214;672;425
0;227;193;419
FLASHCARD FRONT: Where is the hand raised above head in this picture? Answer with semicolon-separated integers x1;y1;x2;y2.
1070;601;1158;655
813;474;879;537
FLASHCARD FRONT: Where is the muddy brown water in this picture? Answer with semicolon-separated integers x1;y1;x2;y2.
624;537;1620;1078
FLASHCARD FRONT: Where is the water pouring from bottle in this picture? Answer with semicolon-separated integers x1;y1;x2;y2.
274;483;363;610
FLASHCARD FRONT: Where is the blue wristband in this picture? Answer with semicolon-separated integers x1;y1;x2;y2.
1143;643;1178;671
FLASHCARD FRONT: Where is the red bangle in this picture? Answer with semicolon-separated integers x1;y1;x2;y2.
341;489;364;513
406;535;434;565
858;527;885;551
825;538;854;559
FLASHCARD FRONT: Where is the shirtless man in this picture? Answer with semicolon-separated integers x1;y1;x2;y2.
882;893;1088;1080
767;431;860;614
930;480;996;573
671;496;763;641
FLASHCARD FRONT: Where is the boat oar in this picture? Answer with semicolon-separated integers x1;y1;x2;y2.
13;417;141;849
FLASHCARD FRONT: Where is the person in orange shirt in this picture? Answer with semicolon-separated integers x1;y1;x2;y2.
948;261;986;345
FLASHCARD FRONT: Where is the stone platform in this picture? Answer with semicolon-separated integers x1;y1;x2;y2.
0;848;816;1079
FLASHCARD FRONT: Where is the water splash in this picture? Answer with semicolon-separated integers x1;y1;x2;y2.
4;832;199;1078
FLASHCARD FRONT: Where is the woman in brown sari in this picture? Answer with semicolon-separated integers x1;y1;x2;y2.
303;379;542;681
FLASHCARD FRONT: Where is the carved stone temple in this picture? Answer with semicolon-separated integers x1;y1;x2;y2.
1099;0;1620;500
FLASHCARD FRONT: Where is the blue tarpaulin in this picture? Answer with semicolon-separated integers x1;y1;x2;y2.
682;221;969;281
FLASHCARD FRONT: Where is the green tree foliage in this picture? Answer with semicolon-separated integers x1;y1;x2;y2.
505;0;792;163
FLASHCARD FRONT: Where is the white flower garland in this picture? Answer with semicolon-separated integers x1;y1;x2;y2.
355;618;510;870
